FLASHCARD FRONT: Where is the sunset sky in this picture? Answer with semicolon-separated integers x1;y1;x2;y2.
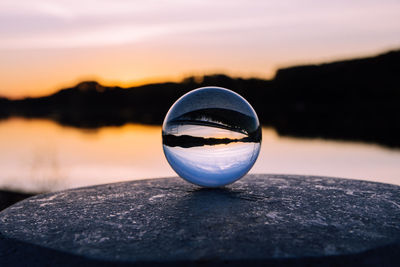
0;0;399;99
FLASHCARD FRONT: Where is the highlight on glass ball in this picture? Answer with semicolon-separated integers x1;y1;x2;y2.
162;86;262;187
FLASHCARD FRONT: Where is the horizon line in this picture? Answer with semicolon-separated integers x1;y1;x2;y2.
2;47;398;101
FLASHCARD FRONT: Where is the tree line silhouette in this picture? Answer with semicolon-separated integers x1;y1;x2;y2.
0;50;399;147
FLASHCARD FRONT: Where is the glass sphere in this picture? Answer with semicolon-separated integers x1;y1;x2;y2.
162;86;262;187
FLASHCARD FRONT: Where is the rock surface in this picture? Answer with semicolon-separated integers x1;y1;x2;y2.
0;174;399;266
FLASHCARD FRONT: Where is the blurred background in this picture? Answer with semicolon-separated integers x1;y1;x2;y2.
0;0;399;207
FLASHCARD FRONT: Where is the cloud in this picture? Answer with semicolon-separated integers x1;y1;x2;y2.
1;0;400;49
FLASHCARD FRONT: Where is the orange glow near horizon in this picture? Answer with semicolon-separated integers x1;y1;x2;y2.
1;117;399;193
2;46;397;100
0;43;280;99
0;0;399;99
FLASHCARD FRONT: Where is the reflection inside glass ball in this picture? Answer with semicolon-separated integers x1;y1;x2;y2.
162;86;262;187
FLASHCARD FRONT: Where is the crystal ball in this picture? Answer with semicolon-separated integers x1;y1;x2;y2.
162;86;262;187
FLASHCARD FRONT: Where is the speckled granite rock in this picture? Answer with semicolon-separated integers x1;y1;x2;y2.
0;174;399;266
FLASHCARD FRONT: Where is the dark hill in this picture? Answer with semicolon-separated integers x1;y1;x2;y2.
1;50;399;147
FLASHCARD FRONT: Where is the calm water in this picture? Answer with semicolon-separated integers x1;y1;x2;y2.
0;118;399;193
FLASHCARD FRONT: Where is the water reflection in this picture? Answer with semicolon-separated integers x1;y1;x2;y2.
164;143;260;186
0;118;399;193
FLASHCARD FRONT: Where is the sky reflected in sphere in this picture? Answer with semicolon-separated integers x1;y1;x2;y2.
162;87;261;187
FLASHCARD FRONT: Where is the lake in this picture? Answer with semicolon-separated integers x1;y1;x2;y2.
0;117;399;193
